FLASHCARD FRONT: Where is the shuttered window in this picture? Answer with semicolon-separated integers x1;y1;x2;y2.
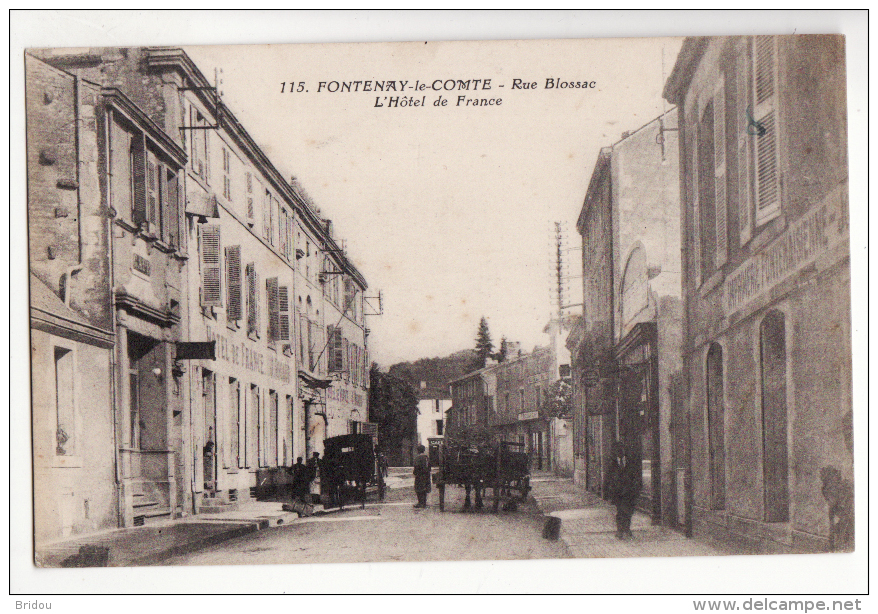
307;319;316;371
343;337;350;381
736;48;753;245
298;314;307;367
246;263;259;336
165;169;179;248
110;119;132;223
262;190;271;240
713;81;728;268
697;100;717;282
753;35;780;225
279;286;291;347
225;245;242;321
246;172;255;221
131;136;147;226
327;326;343;372
229;378;240;469
199;224;222;307
266;277;280;344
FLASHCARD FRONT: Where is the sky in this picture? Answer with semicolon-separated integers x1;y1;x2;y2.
184;37;682;366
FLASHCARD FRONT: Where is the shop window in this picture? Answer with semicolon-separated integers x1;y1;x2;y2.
54;347;75;456
706;343;726;510
760;309;789;522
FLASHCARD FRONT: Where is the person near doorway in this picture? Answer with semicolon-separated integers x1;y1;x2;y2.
290;457;310;502
307;452;321;504
605;441;641;539
413;444;431;509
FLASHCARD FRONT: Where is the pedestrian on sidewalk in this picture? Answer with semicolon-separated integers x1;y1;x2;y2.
290;457;310;502
307;452;321;504
604;441;641;540
413;444;431;509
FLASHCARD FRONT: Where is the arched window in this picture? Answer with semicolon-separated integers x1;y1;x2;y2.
761;310;789;522
621;245;649;329
706;343;725;509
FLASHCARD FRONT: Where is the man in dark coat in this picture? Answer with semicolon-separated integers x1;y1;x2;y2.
604;441;642;539
413;444;431;508
290;457;310;502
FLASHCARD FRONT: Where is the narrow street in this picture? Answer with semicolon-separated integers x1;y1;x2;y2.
160;479;569;566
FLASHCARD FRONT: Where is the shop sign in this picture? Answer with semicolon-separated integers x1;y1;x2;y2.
724;189;848;313
518;410;539;421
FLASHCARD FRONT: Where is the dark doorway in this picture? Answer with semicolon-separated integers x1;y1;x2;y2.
761;310;789;523
706;343;725;509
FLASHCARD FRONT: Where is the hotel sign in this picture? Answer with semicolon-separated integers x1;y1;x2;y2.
518;410;539;421
724;188;848;313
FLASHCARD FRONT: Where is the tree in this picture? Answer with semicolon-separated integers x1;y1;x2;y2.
471;316;494;370
540;376;573;418
368;363;419;465
496;336;509;363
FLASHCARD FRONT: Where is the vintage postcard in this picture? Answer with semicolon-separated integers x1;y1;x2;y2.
14;11;865;597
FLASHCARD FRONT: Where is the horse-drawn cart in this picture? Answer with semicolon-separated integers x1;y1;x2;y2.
433;440;531;512
323;433;386;509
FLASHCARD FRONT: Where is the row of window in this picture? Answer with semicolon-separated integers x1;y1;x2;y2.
223;375;293;470
110;116;185;250
690;36;781;285
189;105;336;296
326;325;367;386
200;225;368;381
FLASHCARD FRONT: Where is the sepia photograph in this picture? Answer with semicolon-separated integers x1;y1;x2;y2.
11;10;867;599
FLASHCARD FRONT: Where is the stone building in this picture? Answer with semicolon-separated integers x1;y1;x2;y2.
663;35;851;552
567;109;683;526
27;47;369;536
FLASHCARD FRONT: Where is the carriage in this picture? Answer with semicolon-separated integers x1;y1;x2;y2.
434;440;531;512
322;433;386;509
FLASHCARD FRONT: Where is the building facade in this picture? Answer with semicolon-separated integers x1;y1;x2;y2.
664;35;851;552
568;109;683;525
416;390;449;447
27;47;369;539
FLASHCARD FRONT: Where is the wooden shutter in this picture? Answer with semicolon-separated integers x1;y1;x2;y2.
689;118;701;288
327;326;340;372
343;337;350;380
230;379;240;468
199;224;222;307
262;190;271;239
298;314;307;366
246;173;255;220
131;135;147;226
269;392;279;466
279;286;291;343
225;245;242;321
753;35;780;224
307;319;315;371
110;119;132;222
166;169;179;248
267;277;279;343
737;48;753;245
713;81;728;267
146;154;159;230
246;263;258;335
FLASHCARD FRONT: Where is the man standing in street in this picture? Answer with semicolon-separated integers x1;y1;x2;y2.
413;444;431;509
605;441;641;539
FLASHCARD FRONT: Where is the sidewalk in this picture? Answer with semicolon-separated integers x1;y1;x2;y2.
34;501;312;568
530;473;735;559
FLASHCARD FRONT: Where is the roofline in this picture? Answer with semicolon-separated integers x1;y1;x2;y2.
663;37;710;105
144;47;368;290
102;88;188;167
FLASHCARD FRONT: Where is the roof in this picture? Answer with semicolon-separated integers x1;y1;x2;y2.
663;37;710;105
29;272;114;348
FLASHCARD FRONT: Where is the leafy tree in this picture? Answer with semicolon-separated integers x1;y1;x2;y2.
471;316;494;370
540;377;573;418
368;363;419;465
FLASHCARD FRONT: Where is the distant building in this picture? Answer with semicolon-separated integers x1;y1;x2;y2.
449;331;573;475
664;35;851;552
567;108;683;526
416;381;450;446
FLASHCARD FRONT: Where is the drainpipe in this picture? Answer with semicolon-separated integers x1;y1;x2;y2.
105;105;123;528
64;74;84;306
